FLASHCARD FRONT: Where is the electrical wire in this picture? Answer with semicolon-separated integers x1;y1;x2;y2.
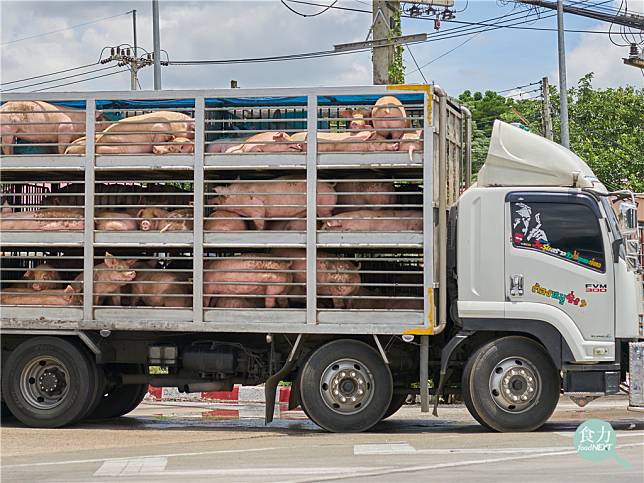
0;62;100;87
33;69;129;92
1;65;119;93
405;45;428;83
280;0;338;17
497;81;542;93
1;11;133;46
407;30;482;77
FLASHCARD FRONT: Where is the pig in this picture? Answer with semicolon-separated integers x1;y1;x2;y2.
340;109;372;130
265;219;307;231
94;111;194;155
206;137;250;154
130;271;191;308
345;288;423;310
72;252;136;306
224;131;302;153
334;178;396;211
64;135;87;155
203;255;293;309
397;129;424;161
95;211;138;231
204;210;247;231
137;208;193;232
272;248;360;309
0;205;84;231
152;136;195;155
322;209;423;231
0;285;75;306
14;263;63;291
371;96;409;140
291;130;398;152
214;297;264;309
0;101;105;155
212;176;337;230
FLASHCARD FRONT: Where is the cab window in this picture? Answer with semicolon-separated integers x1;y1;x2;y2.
510;201;605;272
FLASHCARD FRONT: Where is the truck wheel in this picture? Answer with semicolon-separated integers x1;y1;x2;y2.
381;392;408;420
1;400;14;421
462;336;559;432
298;339;392;432
1;337;101;428
87;384;148;419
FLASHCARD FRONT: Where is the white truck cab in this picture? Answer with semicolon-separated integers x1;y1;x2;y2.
451;122;642;426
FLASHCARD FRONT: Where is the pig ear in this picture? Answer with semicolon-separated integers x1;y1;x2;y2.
23;270;33;279
187;121;195;132
272;132;287;141
64;285;75;294
2;201;12;214
104;252;116;268
136;209;145;219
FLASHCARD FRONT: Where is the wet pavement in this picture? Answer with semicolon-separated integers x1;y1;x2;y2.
1;396;643;482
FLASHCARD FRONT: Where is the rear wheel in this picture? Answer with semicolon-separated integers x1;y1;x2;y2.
381;391;408;420
87;365;147;419
462;336;559;432
298;339;392;432
1;337;101;428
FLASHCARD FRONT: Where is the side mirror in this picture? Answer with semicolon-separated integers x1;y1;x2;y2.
618;201;638;235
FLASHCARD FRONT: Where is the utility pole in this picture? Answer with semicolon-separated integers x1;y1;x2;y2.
152;0;162;90
541;76;553;141
372;1;399;85
556;0;570;148
131;9;138;90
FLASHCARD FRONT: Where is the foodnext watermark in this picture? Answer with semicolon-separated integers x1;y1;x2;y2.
574;419;630;467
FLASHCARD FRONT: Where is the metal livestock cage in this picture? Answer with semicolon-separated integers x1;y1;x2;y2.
0;85;471;337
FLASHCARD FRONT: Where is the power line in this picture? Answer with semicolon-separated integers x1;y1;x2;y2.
280;0;338;17
497;81;542;93
0;62;99;87
1;11;133;46
33;69;129;92
1;65;118;92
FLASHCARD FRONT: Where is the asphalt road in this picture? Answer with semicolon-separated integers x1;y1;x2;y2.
1;395;642;483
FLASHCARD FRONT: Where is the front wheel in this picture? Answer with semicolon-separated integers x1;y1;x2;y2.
298;339;392;432
462;336;560;432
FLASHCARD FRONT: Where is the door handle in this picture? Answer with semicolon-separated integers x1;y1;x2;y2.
510;274;524;296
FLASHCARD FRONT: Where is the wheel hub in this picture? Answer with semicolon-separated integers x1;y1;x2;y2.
21;356;70;410
489;357;540;413
320;359;374;415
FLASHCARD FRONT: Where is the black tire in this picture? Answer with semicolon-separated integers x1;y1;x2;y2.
87;383;148;419
298;339;392;432
1;400;14;421
381;391;408;420
462;336;559;432
1;337;101;428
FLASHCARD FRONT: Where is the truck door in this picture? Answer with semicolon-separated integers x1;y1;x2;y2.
505;192;614;344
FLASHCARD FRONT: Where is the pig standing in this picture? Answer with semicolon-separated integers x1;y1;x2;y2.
95;211;138;231
0;205;84;231
137;208;193;232
130;270;191;308
322;209;423;231
223;132;302;153
203;255;293;308
212;176;337;230
72;252;136;306
334;178;396;211
95;111;194;155
371;96;408;140
1;101;105;155
272;248;361;309
12;263;62;291
0;285;76;306
204;210;247;231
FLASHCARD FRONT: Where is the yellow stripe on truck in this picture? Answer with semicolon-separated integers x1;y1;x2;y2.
386;83;432;123
403;287;435;335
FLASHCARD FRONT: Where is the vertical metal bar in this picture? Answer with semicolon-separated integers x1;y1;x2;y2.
437;88;448;335
152;0;162;90
193;98;205;323
306;95;318;325
557;0;570;148
461;106;472;189
420;335;429;412
83;99;96;322
423;89;434;330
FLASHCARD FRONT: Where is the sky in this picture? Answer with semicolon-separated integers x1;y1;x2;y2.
1;0;642;97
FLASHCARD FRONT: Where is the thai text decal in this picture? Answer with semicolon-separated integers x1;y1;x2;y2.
531;283;588;308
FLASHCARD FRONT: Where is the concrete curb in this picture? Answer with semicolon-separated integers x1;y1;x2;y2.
146;384;291;404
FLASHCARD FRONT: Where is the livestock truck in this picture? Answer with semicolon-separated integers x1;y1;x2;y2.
0;84;642;432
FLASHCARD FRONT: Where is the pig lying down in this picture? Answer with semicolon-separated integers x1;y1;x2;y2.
137;208;194;232
322;210;423;231
0;204;84;231
0;285;76;306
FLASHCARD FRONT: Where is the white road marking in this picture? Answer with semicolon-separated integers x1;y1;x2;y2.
283;442;644;483
1;446;277;469
93;457;167;477
110;466;394;477
353;443;417;455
